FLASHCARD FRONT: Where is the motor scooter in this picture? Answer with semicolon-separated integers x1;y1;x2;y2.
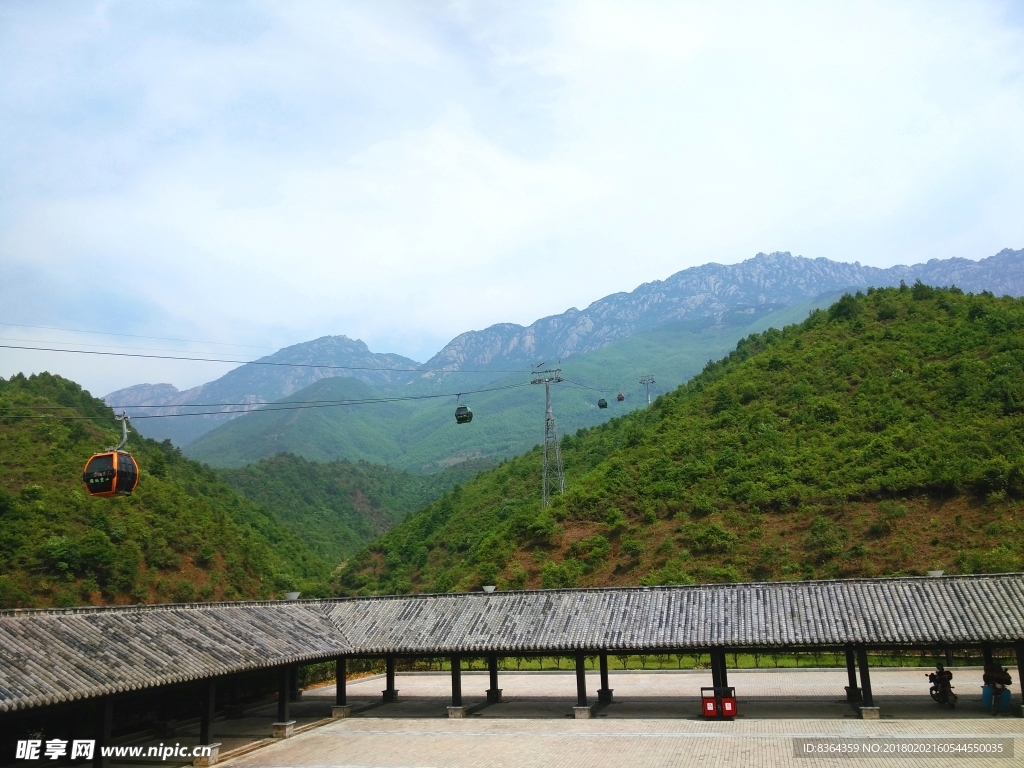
926;663;956;707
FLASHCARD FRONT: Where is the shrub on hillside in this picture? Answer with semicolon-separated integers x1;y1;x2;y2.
568;535;611;569
961;546;1022;574
678;522;737;555
527;512;561;544
620;537;644;560
540;559;583;589
804;517;848;562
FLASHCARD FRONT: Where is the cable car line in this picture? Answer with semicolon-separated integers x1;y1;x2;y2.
22;382;528;410
0;322;277;350
18;378;611;411
559;378;607;392
0;344;530;374
0;336;269;356
0;381;532;420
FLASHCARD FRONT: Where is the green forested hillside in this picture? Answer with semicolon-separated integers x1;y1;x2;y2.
219;454;494;564
185;377;416;468
0;373;331;608
337;285;1024;595
186;293;843;470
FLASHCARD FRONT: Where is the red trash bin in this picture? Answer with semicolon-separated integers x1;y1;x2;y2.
701;687;736;719
701;690;718;718
721;695;737;718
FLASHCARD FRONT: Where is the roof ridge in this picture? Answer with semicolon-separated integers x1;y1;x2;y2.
2;572;1020;618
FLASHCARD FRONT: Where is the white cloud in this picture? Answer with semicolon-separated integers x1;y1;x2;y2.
1;0;1022;395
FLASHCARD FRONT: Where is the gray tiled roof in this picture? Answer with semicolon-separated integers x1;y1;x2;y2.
1;574;1022;713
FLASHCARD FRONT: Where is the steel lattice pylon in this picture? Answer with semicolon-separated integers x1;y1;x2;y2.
532;366;565;507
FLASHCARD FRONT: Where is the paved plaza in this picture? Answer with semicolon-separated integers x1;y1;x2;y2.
112;669;1023;768
226;717;1022;768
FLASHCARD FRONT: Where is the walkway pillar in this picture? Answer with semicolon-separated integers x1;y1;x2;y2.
844;644;861;703
332;656;351;719
855;644;878;718
486;655;502;703
982;643;994;668
64;706;81;744
710;648;724;689
383;656;397;702
447;655;468;718
720;649;729;689
154;687;176;736
575;652;588;706
598;652;613;704
573;651;591;719
336;657;347;706
225;675;244;718
277;666;290;722
199;678;216;745
450;655;463;707
93;697;113;768
273;665;295;737
1015;640;1024;712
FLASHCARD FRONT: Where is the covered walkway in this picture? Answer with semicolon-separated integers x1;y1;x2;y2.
2;574;1023;764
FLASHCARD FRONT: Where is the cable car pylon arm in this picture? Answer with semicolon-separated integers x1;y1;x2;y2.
108;412;130;451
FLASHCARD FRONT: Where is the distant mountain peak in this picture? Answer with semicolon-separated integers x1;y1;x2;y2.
421;247;1024;373
104;335;421;446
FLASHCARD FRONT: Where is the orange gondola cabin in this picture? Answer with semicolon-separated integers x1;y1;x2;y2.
83;413;139;497
83;451;139;497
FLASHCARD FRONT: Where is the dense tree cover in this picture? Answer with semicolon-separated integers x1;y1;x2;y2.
0;373;331;608
219;453;494;564
337;285;1024;595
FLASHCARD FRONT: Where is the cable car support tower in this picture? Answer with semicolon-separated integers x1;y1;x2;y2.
531;365;565;508
640;374;655;406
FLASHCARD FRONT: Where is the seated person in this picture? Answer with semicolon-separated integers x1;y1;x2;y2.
983;662;1013;687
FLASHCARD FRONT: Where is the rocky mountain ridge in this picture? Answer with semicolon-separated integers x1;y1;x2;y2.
421;248;1024;371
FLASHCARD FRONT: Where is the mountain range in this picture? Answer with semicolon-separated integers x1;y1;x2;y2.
420;248;1024;371
108;248;1024;463
180;294;839;470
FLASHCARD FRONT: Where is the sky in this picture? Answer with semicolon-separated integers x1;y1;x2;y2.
1;0;1023;396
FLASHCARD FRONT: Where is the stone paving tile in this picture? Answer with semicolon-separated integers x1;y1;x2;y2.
224;717;1024;768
